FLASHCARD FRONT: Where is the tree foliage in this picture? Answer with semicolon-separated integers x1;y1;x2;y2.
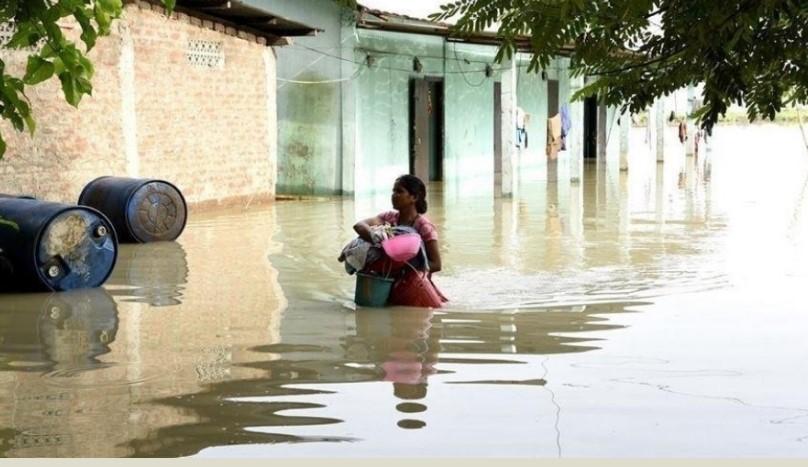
427;0;808;131
0;0;174;159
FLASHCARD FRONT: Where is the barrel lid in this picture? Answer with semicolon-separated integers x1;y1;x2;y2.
126;181;187;243
37;208;118;291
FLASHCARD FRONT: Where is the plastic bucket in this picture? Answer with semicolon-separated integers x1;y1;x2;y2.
354;272;394;307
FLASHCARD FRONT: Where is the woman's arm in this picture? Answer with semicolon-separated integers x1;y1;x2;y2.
354;216;384;243
424;239;442;273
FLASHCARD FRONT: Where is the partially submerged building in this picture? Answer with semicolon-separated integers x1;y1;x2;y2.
268;2;628;198
0;0;317;208
0;0;630;206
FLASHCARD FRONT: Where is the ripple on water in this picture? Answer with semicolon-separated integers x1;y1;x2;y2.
434;264;730;312
41;362;169;388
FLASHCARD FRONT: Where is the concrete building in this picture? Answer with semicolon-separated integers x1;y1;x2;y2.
268;2;626;198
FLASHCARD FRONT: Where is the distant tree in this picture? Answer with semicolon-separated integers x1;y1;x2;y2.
0;0;174;158
429;0;808;131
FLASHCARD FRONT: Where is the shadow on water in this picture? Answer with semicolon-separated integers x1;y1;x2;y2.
124;300;643;457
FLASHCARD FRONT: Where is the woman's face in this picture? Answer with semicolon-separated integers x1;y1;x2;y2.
391;181;415;210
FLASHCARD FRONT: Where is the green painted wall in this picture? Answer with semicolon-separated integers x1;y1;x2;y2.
443;43;498;198
352;31;507;197
514;55;572;180
258;0;576;197
352;30;444;196
256;0;348;195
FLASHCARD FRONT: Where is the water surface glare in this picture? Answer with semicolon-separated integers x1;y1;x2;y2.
0;126;806;457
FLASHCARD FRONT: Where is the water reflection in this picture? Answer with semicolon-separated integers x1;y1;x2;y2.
0;289;118;456
107;242;189;307
0;126;805;457
124;300;640;456
0;289;118;373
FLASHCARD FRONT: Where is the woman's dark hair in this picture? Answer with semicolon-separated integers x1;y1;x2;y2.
396;174;428;214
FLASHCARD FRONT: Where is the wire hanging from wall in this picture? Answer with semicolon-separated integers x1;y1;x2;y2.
276;63;366;84
285;40;533;77
452;43;488;87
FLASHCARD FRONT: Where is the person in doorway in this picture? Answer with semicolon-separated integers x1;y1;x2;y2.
353;175;447;307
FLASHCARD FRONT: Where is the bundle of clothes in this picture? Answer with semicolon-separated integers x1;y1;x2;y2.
338;224;446;308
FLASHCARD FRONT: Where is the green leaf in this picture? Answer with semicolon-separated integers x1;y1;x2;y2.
23;112;35;135
23;56;55;85
74;8;97;50
99;0;124;16
94;2;113;34
59;72;82;107
0;217;20;232
0;132;5;159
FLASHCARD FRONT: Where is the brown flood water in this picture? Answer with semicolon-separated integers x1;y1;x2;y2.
0;125;806;457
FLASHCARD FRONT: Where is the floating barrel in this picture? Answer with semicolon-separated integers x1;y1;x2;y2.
78;176;187;243
0;198;118;292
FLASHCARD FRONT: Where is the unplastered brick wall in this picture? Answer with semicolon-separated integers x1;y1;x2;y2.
0;3;277;207
129;3;276;207
0;21;127;203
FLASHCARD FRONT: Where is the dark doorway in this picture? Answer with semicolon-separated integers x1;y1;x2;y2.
547;79;560;117
584;96;598;159
493;81;503;196
410;78;444;182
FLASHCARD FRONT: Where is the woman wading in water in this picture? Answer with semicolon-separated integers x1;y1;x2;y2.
354;175;447;307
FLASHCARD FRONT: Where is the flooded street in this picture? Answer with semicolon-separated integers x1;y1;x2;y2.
0;125;807;457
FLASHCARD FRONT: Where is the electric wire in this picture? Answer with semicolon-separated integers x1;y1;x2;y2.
451;42;488;87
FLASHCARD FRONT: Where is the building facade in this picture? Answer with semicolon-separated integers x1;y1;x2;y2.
270;2;628;198
0;0;315;208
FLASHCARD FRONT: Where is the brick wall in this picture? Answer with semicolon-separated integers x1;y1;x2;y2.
0;22;127;203
0;3;277;208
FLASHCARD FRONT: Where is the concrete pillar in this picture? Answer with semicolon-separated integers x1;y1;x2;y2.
340;22;358;197
500;58;518;197
263;48;278;197
618;170;630;235
569;74;585;183
655;97;666;162
655;163;665;226
569;179;584;240
685;86;696;157
619;110;630;171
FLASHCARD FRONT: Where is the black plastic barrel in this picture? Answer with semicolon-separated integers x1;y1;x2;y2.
78;176;187;243
0;198;118;292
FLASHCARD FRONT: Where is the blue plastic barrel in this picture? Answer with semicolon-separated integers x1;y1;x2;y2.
78;176;187;243
355;273;394;307
0;198;118;292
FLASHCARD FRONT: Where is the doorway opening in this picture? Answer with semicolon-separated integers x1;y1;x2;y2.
409;78;445;182
583;96;598;160
547;79;559;117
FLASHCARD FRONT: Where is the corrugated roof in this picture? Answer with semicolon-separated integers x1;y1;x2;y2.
355;2;574;54
355;0;444;22
173;0;320;44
